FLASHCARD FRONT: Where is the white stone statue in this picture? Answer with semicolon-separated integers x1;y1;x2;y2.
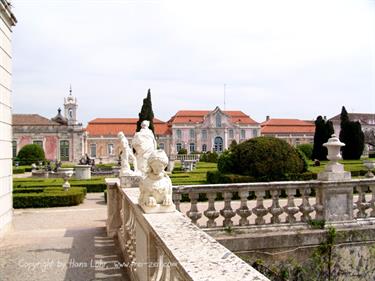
138;149;175;212
132;120;157;175
118;131;139;176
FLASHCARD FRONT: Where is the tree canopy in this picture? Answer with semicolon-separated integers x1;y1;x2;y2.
312;116;334;160
136;89;155;133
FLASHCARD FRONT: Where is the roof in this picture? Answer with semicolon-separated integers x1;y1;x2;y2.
261;118;315;134
86;118;170;137
330;113;375;125
12;114;60;126
168;110;258;125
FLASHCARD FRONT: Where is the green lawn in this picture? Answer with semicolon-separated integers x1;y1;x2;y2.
307;159;368;174
170;162;217;186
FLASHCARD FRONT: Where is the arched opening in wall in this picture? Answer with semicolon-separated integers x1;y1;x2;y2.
214;137;223;152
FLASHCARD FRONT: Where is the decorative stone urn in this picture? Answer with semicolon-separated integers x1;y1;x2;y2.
363;160;375;178
74;165;91;180
317;134;351;181
58;168;74;191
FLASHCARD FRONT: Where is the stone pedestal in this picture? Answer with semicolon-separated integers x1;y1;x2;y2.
317;162;351;181
74;165;91;180
105;179;122;238
120;174;142;188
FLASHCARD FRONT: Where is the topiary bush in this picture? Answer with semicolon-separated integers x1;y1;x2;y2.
16;144;45;165
229;137;305;181
178;148;188;155
297;143;313;160
199;151;218;163
13;187;86;208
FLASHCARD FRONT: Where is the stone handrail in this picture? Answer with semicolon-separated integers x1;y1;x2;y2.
106;179;269;281
175;154;200;162
172;179;375;228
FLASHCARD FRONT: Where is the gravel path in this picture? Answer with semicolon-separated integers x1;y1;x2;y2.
0;193;128;281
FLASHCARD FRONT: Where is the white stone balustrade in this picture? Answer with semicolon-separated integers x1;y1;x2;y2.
172;179;375;228
106;179;269;281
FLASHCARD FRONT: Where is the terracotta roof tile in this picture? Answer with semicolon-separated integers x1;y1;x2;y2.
169;110;258;125
86;118;169;137
261;118;315;134
13;114;60;126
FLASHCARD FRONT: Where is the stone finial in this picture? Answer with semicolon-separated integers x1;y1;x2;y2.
323;134;345;162
318;134;351;181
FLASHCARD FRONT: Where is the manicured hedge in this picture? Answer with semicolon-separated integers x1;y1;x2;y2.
206;171;317;184
13;180;106;193
13;167;25;174
13;187;86;208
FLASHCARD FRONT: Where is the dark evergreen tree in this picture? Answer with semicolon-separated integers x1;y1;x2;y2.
339;106;364;160
312;116;334;160
136;89;155;133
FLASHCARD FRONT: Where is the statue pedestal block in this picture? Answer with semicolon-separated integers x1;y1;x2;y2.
139;204;176;214
317;162;351;181
74;165;91;180
120;174;142;188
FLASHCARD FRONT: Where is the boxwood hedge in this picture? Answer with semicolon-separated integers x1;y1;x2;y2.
13;187;86;208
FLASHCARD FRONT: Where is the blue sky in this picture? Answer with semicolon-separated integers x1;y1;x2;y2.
11;0;375;124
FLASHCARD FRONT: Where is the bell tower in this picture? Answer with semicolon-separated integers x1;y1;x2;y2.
64;85;78;126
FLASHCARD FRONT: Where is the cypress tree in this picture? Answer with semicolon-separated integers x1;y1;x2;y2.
312;116;334;160
339;106;364;159
136;89;155;133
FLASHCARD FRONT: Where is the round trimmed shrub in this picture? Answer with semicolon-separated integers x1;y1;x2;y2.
296;143;313;160
230;137;305;181
17;144;45;165
178;148;188;155
217;150;234;173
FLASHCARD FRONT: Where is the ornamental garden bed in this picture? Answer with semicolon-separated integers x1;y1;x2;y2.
13;187;86;208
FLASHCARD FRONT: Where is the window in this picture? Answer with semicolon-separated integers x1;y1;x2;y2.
60;140;70;161
159;143;165;150
202;144;207;152
68;108;73;119
252;129;258;137
216;114;222;128
202;129;207;140
229;129;234;139
33;140;43;148
108;144;114;155
176;129;182;139
214;137;223;152
12;141;17;158
189;129;195;139
90;143;97;158
241;129;246;139
189;143;195;153
176;143;182;152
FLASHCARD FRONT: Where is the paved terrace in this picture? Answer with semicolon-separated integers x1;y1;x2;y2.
0;193;128;281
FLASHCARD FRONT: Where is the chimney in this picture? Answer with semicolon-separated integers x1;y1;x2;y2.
266;115;270;121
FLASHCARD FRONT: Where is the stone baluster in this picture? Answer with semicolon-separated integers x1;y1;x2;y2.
314;188;324;220
186;193;202;225
356;185;370;218
236;190;252;226
370;185;375;217
284;188;299;223
252;191;268;225
220;192;236;227
299;187;314;222
203;192;220;228
173;192;182;212
268;189;283;224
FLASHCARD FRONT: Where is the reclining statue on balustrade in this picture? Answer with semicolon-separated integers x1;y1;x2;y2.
138;149;175;213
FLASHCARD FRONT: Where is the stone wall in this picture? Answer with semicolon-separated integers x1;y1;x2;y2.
0;0;16;237
212;225;375;281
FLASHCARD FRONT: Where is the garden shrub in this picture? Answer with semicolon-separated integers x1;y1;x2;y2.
13;180;105;193
16;144;46;165
178;148;188;155
229;137;305;181
217;150;234;173
13;187;86;208
207;171;255;184
13;167;25;174
296;143;313;160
